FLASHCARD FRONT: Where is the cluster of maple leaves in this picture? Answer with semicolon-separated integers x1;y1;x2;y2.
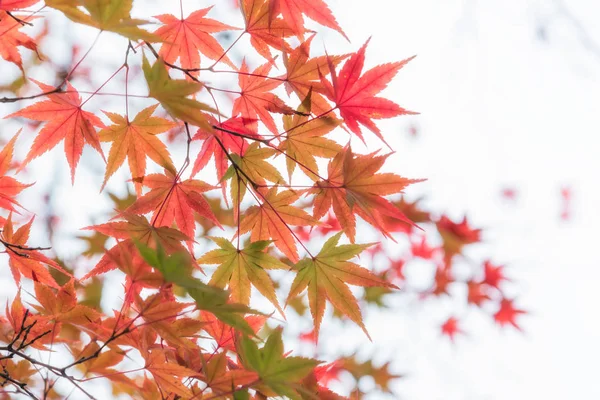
0;0;525;399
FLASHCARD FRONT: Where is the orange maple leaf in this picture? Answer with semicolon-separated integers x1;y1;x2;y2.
6;80;105;183
0;0;38;11
144;350;198;398
270;0;347;40
240;0;294;62
281;36;346;115
32;280;100;324
311;147;422;242
239;187;316;262
99;104;176;195
233;60;294;134
154;7;238;76
0;132;31;213
1;214;71;288
0;11;38;71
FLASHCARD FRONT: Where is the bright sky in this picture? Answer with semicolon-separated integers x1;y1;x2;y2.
322;0;600;399
1;1;599;399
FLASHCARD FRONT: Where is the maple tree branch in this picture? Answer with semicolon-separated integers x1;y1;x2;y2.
0;237;52;259
0;370;39;400
211;125;329;181
208;68;287;83
0;87;61;104
203;32;245;71
144;42;202;83
6;11;33;26
0;27;99;104
212;133;316;257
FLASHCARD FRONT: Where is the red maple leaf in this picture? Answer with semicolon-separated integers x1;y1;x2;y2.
467;280;490;307
483;260;508;289
320;40;416;146
494;298;526;331
127;170;221;243
410;235;438;260
441;316;463;341
191;116;256;184
233;60;294;134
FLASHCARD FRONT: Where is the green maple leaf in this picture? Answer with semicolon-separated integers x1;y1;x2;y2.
46;0;159;41
142;56;217;129
287;232;398;338
198;238;288;315
238;328;320;399
136;242;262;336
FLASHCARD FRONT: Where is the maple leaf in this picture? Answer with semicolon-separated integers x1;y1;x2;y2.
200;312;266;352
237;328;320;399
6;80;105;183
441;316;463;342
0;132;31;213
191;116;253;181
127;170;220;243
198;237;288;313
202;352;259;394
341;357;401;394
142;56;216;129
32;280;100;324
99;104;176;195
228;141;285;208
154;7;238;77
233;60;294;134
5;293;57;350
494;298;526;331
429;266;452;297
410;235;438;260
384;196;432;234
0;0;38;11
81;212;193;280
137;243;263;336
311;147;422;242
144;350;198;398
1;214;71;288
466;280;490;307
239;187;316;262
0;11;38;71
320;39;416;146
287;232;397;338
437;215;481;265
240;0;295;62
46;0;159;41
483;260;508;289
279;90;341;181
134;293;198;349
281;36;346;115
270;0;347;40
74;342;128;381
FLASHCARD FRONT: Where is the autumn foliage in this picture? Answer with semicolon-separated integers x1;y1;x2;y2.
0;0;525;398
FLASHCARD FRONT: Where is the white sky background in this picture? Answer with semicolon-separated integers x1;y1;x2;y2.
1;0;600;399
